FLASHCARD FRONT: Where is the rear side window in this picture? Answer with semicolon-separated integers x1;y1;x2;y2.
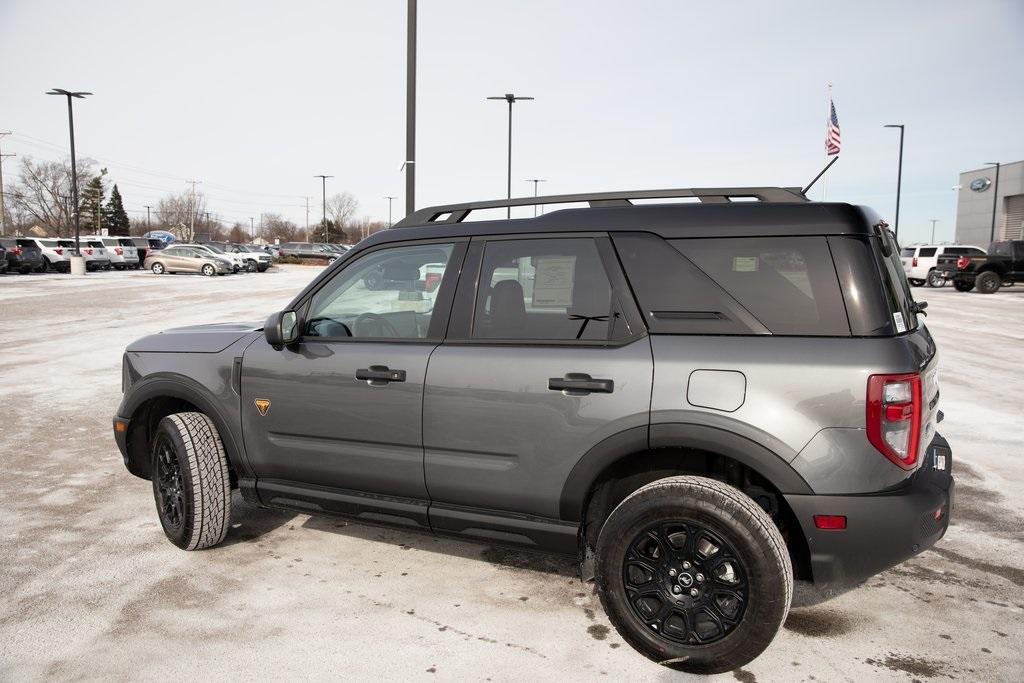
17;239;35;248
900;247;916;257
918;247;937;257
671;237;850;336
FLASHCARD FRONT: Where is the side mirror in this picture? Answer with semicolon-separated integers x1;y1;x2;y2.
264;310;299;348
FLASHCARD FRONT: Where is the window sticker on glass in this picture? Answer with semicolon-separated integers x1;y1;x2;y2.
893;311;906;333
732;256;759;272
532;255;576;307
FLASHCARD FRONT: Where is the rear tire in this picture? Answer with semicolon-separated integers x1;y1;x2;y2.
38;258;50;273
151;262;165;274
975;271;1001;294
151;412;231;550
595;476;792;674
926;270;945;288
909;279;924;287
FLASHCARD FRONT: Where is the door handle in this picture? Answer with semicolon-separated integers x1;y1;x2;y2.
356;365;407;385
548;373;614;395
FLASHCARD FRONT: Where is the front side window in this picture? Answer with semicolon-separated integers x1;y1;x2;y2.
304;243;456;340
472;238;625;341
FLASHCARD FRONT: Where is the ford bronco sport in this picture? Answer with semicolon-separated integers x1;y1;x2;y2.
114;187;953;673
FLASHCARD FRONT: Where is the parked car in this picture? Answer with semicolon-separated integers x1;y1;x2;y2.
144;244;232;276
0;237;44;274
936;239;1024;293
80;240;112;271
261;244;282;258
279;241;339;262
900;244;986;287
0;242;7;274
114;187;952;674
29;238;74;273
82;235;140;270
212;242;272;272
194;243;246;272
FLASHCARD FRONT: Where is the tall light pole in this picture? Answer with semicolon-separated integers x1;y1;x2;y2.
314;174;333;242
47;89;91;257
524;178;547;217
384;195;396;228
929;219;938;243
984;162;1000;242
405;0;417;217
144;204;152;230
0;132;14;236
883;124;904;239
249;216;255;241
487;93;534;218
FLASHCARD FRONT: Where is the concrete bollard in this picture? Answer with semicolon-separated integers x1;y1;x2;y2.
69;256;87;275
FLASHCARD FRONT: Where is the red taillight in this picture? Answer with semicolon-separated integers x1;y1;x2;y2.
912;257;918;267
956;256;970;270
12;247;22;256
115;247;123;256
84;248;93;255
424;273;442;292
55;248;64;255
813;515;847;530
867;373;922;470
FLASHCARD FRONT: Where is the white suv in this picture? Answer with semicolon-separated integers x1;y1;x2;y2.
84;235;140;270
901;244;986;287
28;238;73;273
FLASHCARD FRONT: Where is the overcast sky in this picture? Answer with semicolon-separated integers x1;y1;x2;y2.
2;0;1022;242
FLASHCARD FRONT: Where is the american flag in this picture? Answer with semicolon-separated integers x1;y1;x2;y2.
826;99;841;156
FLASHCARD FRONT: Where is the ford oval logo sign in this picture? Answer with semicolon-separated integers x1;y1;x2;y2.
970;177;991;192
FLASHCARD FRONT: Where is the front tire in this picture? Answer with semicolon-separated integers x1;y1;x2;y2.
151;413;231;550
245;259;258;273
202;264;216;277
595;476;792;674
953;279;974;292
975;271;1001;294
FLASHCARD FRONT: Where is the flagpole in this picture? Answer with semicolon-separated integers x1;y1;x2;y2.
823;83;832;200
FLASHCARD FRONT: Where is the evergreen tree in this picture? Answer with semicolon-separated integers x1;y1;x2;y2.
79;168;108;233
105;184;131;236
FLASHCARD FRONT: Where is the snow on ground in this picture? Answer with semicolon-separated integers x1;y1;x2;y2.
0;267;1022;681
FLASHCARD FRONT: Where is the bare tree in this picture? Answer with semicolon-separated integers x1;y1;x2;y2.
259;213;301;243
9;156;96;236
156;190;206;242
326;192;358;232
347;217;388;243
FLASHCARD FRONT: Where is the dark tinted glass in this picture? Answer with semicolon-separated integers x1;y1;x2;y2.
472;238;617;341
943;247;965;255
992;242;1011;256
918;247;937;257
672;237;850;336
900;247;916;257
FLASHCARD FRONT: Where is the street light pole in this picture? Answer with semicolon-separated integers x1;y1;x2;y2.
314;175;333;242
984;162;1000;242
930;219;938;243
883;124;904;239
144;204;152;230
524;178;547;217
47;89;91;258
487;93;534;218
249;216;255;241
384;195;396;228
405;0;417;217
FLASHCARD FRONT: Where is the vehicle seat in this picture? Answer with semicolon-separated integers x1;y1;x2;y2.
487;280;527;336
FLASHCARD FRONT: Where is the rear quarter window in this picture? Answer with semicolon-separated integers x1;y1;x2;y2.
671;237;850;336
918;247;937;257
900;247;916;257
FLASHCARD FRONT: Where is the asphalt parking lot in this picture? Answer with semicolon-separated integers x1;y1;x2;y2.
1;267;1021;681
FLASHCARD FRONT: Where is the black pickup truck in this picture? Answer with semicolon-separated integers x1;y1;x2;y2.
937;240;1024;293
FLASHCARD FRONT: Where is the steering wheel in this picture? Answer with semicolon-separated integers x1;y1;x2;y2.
354;312;401;338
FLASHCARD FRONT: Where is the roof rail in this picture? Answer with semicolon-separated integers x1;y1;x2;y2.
393;187;808;228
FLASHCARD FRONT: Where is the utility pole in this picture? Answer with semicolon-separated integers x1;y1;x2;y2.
250;216;255;241
984;162;1001;242
487;93;534;217
144;204;152;230
385;195;396;228
930;219;938;243
883;124;905;239
405;0;417;217
0;132;14;236
314;175;332;242
47;89;91;259
186;180;201;241
304;196;310;233
524;178;546;217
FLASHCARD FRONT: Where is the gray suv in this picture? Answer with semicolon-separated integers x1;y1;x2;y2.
113;187;953;673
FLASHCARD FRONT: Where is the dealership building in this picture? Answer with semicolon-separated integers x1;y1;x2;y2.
955;160;1024;246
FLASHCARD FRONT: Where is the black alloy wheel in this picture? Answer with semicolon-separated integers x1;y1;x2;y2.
623;520;748;645
154;434;185;534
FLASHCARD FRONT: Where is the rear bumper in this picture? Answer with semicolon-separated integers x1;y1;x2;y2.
784;433;953;592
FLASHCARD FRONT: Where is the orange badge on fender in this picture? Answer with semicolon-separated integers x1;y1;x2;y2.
254;398;271;417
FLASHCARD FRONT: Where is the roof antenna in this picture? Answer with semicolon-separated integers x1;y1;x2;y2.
802;156;839;196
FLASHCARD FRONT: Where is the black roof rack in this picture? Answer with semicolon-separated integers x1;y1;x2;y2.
393;186;808;228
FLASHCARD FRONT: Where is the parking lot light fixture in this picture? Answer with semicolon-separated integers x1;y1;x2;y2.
487;93;534;218
524;178;547;217
883;124;904;239
984;162;1000;242
47;88;91;259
